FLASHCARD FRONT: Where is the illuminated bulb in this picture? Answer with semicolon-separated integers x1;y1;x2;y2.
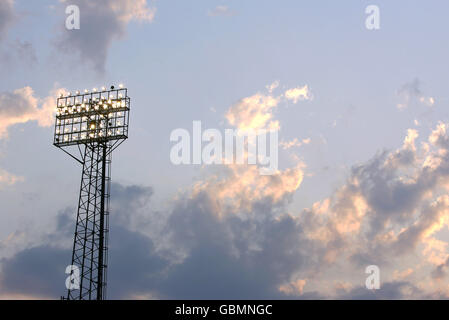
84;89;88;93
102;86;106;91
93;88;97;92
76;91;80;95
119;84;123;88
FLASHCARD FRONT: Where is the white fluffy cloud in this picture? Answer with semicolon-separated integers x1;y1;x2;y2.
0;168;23;188
0;86;63;139
284;85;312;103
225;82;312;131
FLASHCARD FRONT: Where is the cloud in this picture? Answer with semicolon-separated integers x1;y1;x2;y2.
279;279;307;296
397;78;435;109
0;86;64;139
225;82;312;131
3;125;449;299
226;93;280;131
0;168;23;188
284;85;312;103
0;245;68;298
0;0;14;42
280;138;311;150
0;2;38;67
340;281;421;300
191;164;304;213
4;86;449;299
207;5;234;17
56;0;156;73
266;80;279;94
11;40;37;65
432;257;449;280
0;181;315;299
301;124;449;282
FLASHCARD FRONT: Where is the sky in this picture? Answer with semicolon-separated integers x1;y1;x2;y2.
1;0;449;299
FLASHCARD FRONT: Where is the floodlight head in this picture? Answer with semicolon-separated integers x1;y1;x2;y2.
53;86;130;149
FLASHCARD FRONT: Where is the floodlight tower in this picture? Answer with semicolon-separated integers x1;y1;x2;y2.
53;85;130;300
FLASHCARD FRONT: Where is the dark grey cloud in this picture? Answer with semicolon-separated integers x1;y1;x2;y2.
0;245;67;298
4;123;449;299
0;0;14;41
0;2;37;68
341;281;420;300
55;0;155;73
432;257;449;280
155;192;313;299
0;181;318;299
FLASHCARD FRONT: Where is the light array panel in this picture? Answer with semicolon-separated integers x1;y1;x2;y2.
54;88;130;147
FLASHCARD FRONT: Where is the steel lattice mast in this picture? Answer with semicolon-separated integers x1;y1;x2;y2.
53;86;130;300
